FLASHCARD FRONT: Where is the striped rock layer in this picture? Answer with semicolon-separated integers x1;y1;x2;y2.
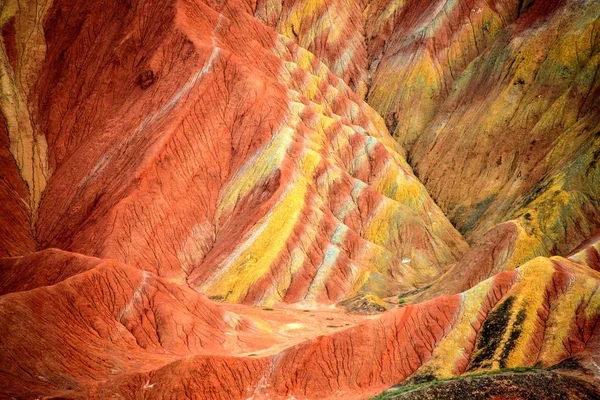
256;0;600;285
2;248;600;398
0;0;599;399
0;0;466;306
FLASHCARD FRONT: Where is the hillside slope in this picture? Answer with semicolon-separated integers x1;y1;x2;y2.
0;0;466;306
0;0;599;399
2;249;600;399
255;0;600;280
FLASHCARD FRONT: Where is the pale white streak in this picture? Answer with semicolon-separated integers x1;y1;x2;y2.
178;219;214;276
350;135;377;174
223;310;242;329
201;105;295;295
303;243;341;303
215;120;289;218
78;152;111;187
212;14;223;48
332;47;355;76
591;361;600;376
257;206;325;305
337;179;366;220
345;102;360;122
416;0;458;40
304;223;363;299
127;47;221;143
331;223;349;245
84;47;221;186
143;378;155;390
119;271;151;319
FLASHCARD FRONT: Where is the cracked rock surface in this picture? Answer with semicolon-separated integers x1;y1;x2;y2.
1;0;600;399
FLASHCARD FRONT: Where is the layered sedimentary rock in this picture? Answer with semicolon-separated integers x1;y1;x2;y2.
256;0;600;281
412;0;600;245
1;0;600;399
0;0;466;307
2;249;600;399
403;0;600;304
254;0;529;148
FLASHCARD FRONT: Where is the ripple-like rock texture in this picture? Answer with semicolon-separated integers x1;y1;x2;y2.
259;0;600;277
1;0;600;399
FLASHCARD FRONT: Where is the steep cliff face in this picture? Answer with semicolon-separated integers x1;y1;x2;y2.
1;0;599;399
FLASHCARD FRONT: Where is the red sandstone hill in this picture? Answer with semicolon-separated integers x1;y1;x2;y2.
1;0;599;399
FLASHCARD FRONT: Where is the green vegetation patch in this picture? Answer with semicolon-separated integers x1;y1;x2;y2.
467;296;515;371
370;366;541;399
499;306;527;368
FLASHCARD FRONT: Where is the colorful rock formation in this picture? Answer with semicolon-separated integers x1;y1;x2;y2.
0;0;599;399
258;0;600;278
1;0;467;306
3;248;600;398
